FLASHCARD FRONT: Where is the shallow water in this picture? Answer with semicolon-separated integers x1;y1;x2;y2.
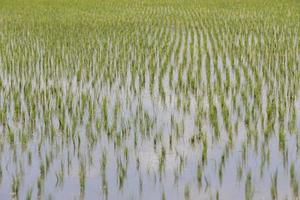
0;3;300;200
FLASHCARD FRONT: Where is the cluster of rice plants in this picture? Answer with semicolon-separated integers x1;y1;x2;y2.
0;0;299;199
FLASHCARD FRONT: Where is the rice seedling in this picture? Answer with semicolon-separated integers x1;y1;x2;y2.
290;163;299;198
0;0;299;199
245;171;254;200
79;161;86;195
270;170;278;200
11;175;20;199
184;184;190;200
26;188;33;200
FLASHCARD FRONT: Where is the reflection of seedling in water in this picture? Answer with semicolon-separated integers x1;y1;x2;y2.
28;151;32;166
40;161;46;179
37;175;44;198
55;161;64;187
100;151;108;198
197;161;202;188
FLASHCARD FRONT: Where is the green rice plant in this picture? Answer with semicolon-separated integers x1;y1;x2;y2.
245;171;254;200
79;161;86;194
11;175;20;199
184;184;190;200
162;191;166;200
159;146;166;174
270;170;278;200
290;163;299;198
278;128;285;151
202;134;207;163
26;188;33;200
0;0;299;199
117;158;127;189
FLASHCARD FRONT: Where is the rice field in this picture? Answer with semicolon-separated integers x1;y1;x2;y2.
0;0;300;199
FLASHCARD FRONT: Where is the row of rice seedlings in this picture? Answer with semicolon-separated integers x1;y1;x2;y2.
0;0;299;199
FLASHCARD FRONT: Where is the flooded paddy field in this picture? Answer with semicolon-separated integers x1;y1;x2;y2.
0;0;300;199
